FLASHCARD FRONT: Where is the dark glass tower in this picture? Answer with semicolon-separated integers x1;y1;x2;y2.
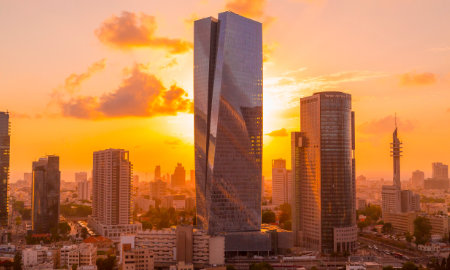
194;12;263;235
292;92;356;254
32;156;60;233
391;125;402;188
0;112;10;227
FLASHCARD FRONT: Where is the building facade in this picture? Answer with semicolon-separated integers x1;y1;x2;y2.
60;243;97;269
32;155;60;233
432;162;448;179
291;92;356;254
411;170;425;189
77;180;91;201
90;149;141;241
271;159;292;206
194;11;263;235
150;179;167;200
0;112;10;227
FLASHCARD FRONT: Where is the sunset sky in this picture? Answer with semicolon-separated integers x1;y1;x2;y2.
1;0;449;182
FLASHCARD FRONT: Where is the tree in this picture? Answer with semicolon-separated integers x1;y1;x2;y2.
81;227;88;239
262;210;276;224
401;261;418;270
141;221;152;230
250;262;273;270
226;265;236;270
13;252;22;270
414;216;431;245
382;223;393;234
96;255;116;270
58;222;71;235
405;232;413;243
383;266;394;270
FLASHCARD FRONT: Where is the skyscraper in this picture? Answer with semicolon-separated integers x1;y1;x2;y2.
171;163;186;187
92;149;131;225
154;166;161;181
32;155;60;233
90;149;141;240
391;126;402;188
291;92;356;254
271;159;292;206
194;12;262;234
0;112;9;227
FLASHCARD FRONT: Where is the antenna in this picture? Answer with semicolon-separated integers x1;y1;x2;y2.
394;113;397;129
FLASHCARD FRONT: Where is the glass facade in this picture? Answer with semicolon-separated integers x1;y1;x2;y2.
292;92;356;254
32;155;60;233
194;12;262;234
0;112;9;227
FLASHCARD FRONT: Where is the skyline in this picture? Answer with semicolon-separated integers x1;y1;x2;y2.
1;0;450;181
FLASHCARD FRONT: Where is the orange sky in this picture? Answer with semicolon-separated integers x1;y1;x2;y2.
1;0;449;182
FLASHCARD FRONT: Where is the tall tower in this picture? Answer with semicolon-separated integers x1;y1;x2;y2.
0;112;10;227
92;149;132;226
194;12;263;234
391;119;402;188
272;159;291;206
291;92;356;254
32;155;60;233
171;163;186;187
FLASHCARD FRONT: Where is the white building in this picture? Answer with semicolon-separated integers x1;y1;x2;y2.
381;185;401;214
22;245;54;270
60;243;97;269
271;159;292;206
77;180;91;201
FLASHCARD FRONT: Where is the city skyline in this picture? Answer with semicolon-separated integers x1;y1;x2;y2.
1;0;450;181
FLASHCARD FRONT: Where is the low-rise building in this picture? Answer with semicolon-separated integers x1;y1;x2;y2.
122;243;154;270
60;243;97;269
22;245;55;270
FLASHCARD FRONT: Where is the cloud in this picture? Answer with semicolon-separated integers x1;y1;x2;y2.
359;115;415;134
263;43;277;62
58;64;193;119
95;11;192;54
161;58;178;69
64;59;106;93
266;128;288;137
225;0;266;18
399;72;436;86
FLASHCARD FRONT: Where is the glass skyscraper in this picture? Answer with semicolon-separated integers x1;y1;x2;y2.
194;12;263;235
291;92;356;254
32;155;61;233
0;112;10;227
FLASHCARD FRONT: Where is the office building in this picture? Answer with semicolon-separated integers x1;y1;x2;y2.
291;92;356;254
381;185;401;214
411;170;425;189
122;243;155;270
400;190;420;212
32;155;60;233
391;127;402;188
194;12;262;235
432;162;448;179
0;112;9;227
89;149;141;241
271;159;292;206
154;166;161;181
150;179;167;200
171;163;186;187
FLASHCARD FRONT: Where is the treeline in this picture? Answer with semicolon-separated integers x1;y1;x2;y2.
60;203;92;217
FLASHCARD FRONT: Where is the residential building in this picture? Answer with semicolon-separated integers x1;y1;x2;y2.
0;112;9;227
75;172;88;182
171;163;186;187
122;243;154;270
271;159;292;206
154;166;161;181
291;92;357;254
89;149;141;241
22;245;55;270
60;243;97;269
77;180;91;201
194;11;263;235
32;155;60;233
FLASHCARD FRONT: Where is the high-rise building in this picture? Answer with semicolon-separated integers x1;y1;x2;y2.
75;172;88;182
381;185;401;214
0;112;10;227
391;126;402;188
24;172;32;186
291;92;356;254
190;170;194;182
271;159;292;206
171;163;186;187
32;155;60;233
411;170;425;189
89;149;141;240
194;12;262;235
77;181;91;201
154;166;161;181
432;162;448;179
